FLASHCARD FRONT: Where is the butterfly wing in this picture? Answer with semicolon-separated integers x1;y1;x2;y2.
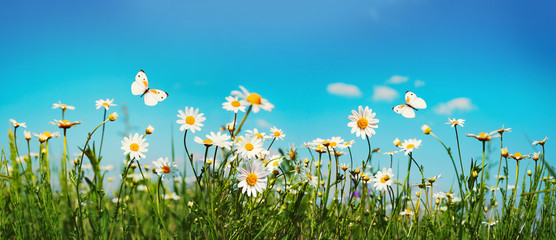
143;89;169;106
405;91;427;109
393;104;415;118
132;70;149;95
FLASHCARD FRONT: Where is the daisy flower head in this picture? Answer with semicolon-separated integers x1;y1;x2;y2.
500;147;509;157
142;124;154;135
177;107;206;133
195;131;232;149
222;96;246;113
383;151;398;156
231;85;274;113
246;128;270;141
446;118;465;128
401;139;422;155
152;157;179;179
421;124;431;134
393;138;402;147
269;127;286;141
491;125;511;135
109;112;118;121
304;173;319;187
237;160;270;197
121;133;149;160
533;151;541;161
95;98;116;111
52;101;75;111
400;208;414;217
509;152;531;161
24;130;32;140
466;132;499;142
9;119;26;128
347;106;379;139
343;140;355;148
264;155;284;171
50;119;82;129
532;137;549;146
373;168;394;191
34;131;59;143
325;136;345;149
164;192;181;201
237;136;264;159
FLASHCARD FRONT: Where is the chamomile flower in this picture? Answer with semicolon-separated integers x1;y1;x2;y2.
501;147;509;157
373;168;394;191
482;220;498;226
509;152;531;161
304;173;319;187
347;106;379;139
24;131;32;140
383;151;398;156
533;152;541;161
145;125;154;135
421;124;431;134
95;98;116;110
325;136;345;149
393;138;402;147
177;107;205;133
231;85;274;113
222;96;246;113
401;139;422;155
34;131;59;143
237;160;270;197
194;132;232;149
237;136;264;159
121;133;148;160
52;101;75;111
9;119;26;128
343;140;355;148
532;137;549;146
466;132;499;142
264;155;284;171
152;157;179;179
491;125;511;135
50;119;82;129
164;192;181;201
400;208;414;217
446;118;465;127
269;127;286;140
246;128;270;141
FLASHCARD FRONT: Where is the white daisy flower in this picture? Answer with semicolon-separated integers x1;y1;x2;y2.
121;133;148;160
393;138;402;147
194;131;232;149
446;118;465;127
231;85;274;113
101;164;114;171
269;127;285;140
95;98;116;110
50;119;82;129
24;130;32;140
145;125;155;135
400;139;422;155
237;136;263;159
34;131;59;143
383;151;398;156
177;107;206;133
304;173;319;187
347;106;379;140
509;152;531;161
52;101;75;110
222;96;246;113
246;128;270;141
491;125;511;135
237;160;270;197
466;132;499;142
325;136;345;149
9;119;26;128
482;220;498;226
532;137;549;146
264;155;284;171
164;192;181;201
343;140;355;148
373;168;394;191
400;208;414;217
152;157;179;180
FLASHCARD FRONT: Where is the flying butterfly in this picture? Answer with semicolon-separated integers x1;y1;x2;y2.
131;70;168;106
392;91;427;118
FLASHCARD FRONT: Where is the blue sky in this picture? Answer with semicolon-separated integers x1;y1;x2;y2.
1;0;555;191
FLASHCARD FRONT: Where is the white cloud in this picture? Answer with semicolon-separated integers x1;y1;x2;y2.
372;85;399;102
434;97;476;115
256;118;271;128
414;80;425;87
386;75;409;84
327;82;362;98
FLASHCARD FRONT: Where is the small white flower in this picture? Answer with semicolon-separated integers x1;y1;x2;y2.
52;101;75;110
177;107;206;133
446;118;465;127
164;192;181;200
237;136;264;160
347;106;379;140
9;119;26;128
231;86;274;113
95;98;116;111
373;168;394;191
269;127;286;141
246;128;270;141
237;160;270;197
152;157;179;180
401;139;422;155
222;96;246;113
121;133;149;160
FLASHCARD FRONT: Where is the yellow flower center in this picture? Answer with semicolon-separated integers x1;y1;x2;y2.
453;121;458;124
289;151;295;159
246;173;258;186
255;133;263;139
330;142;337;147
406;144;415;149
44;131;52;138
478;133;488;138
246;93;262;105
129;143;140;151
381;175;390;183
103;102;109;107
514;152;522;158
203;139;213;144
245;143;254;151
185;116;195;125
357;118;369;129
162;166;171;173
307;173;312;180
231;100;241;107
272;161;280;167
273;131;281;137
60;104;67;109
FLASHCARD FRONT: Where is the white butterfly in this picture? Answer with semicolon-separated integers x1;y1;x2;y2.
392;91;427;118
131;70;168;106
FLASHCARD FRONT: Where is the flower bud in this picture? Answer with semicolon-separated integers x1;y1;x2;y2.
421;124;431;135
527;170;532;176
145;125;154;135
108;112;118;121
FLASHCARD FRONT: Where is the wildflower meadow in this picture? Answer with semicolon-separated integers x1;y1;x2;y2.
1;81;554;239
